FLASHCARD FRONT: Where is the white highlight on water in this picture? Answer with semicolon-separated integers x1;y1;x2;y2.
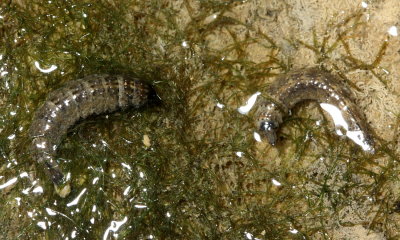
34;61;57;73
46;208;57;216
66;188;87;207
32;186;43;193
320;103;373;152
102;216;128;240
134;204;147;209
238;92;261;114
0;177;17;189
361;1;368;8
388;26;398;36
253;132;262;142
216;102;225;109
272;178;282;186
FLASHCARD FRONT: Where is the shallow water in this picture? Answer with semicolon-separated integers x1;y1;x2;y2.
1;0;400;239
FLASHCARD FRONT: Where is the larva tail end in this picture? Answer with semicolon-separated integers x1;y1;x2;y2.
51;169;64;185
362;137;375;154
45;161;64;185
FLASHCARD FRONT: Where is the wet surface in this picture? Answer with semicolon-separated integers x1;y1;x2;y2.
0;0;400;239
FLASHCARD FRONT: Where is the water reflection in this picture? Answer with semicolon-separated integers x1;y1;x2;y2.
238;92;261;115
0;177;17;189
103;216;128;240
66;188;87;207
34;61;57;73
320;103;374;152
253;132;262;142
1;0;395;238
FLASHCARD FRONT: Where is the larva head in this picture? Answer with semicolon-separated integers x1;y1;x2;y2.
256;103;284;146
126;80;153;107
147;84;162;106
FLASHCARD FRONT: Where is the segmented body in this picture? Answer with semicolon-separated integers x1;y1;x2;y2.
255;67;374;152
29;74;153;185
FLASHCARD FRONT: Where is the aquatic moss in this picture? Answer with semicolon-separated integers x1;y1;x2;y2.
0;0;399;239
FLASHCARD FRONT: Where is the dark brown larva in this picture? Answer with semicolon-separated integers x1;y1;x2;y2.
255;67;374;152
29;74;154;185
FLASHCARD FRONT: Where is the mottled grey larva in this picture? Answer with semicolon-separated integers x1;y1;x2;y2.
29;74;155;186
255;67;374;152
